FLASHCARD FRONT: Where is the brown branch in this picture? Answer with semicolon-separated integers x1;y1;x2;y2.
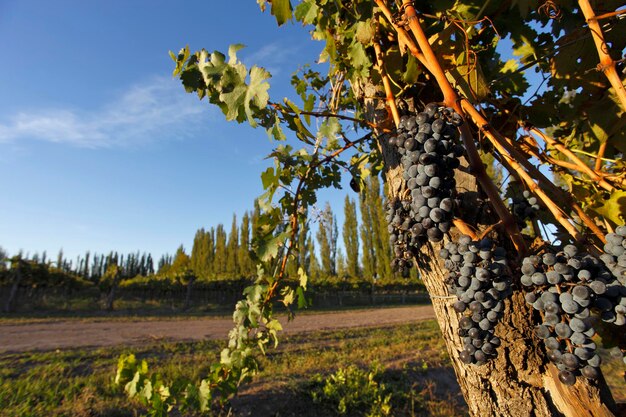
592;9;626;21
477;221;502;241
529;127;615;192
604;174;626;188
595;141;607;172
373;0;432;72
452;218;478;240
266;134;371;302
271;103;371;126
401;1;458;104
494;148;576;241
578;0;626;112
399;0;526;253
462;100;607;244
373;41;401;127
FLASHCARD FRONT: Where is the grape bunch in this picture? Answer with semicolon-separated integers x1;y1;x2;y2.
440;235;512;365
599;225;626;286
510;190;539;227
388;104;464;244
521;244;626;385
386;198;419;276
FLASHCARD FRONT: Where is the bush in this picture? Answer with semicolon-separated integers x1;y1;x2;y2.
309;364;393;417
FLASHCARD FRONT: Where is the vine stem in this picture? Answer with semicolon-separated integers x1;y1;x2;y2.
270;102;374;127
373;41;401;126
592;9;626;21
265;134;370;302
595;141;607;172
578;0;626;112
373;0;432;73
400;0;526;253
528;127;615;192
461;101;606;245
452;219;478;240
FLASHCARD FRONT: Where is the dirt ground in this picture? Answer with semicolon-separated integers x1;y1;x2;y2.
0;305;435;352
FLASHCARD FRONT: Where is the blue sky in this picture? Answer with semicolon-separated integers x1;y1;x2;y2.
0;1;347;261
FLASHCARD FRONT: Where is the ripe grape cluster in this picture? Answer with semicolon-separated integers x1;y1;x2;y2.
600;225;626;286
510;190;539;227
441;235;512;365
386;198;418;276
387;104;464;247
521;243;626;385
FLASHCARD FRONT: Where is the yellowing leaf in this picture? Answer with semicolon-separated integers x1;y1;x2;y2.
354;20;373;45
245;66;271;126
270;0;292;26
294;0;318;24
592;190;626;225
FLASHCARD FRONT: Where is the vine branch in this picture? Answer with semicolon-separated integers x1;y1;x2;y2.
461;100;607;244
578;0;626;112
528;127;615;192
373;40;401;126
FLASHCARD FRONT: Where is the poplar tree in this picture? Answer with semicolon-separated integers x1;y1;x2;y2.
342;196;359;278
170;245;191;275
226;214;239;277
307;236;319;282
191;228;211;280
238;212;253;278
316;203;338;277
213;224;227;277
359;178;377;280
370;176;392;280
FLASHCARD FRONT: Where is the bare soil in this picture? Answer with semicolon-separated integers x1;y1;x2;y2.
0;305;434;353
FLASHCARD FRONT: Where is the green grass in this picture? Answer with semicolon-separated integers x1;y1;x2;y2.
0;320;466;417
1;319;623;417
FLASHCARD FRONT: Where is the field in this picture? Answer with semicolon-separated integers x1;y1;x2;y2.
1;310;624;417
0;319;466;417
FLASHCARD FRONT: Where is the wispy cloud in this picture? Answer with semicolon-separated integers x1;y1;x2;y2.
243;43;300;76
0;77;210;148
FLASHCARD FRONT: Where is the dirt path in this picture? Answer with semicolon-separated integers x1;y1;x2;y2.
0;305;434;353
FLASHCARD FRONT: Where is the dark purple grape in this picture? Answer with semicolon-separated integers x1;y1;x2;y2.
558;370;576;386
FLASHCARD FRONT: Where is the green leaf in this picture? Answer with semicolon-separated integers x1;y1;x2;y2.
245;66;271;126
296;286;308;309
303;93;315;124
294;0;318;24
115;353;138;386
270;0;292;26
347;42;370;72
261;167;277;189
318;117;341;148
125;371;141;398
297;266;308;290
220;84;247;122
256;229;291;262
228;44;245;65
139;379;153;401
198;380;211;411
281;288;295;306
354;20;374;45
592;190;626;225
268;118;287;141
402;53;420;84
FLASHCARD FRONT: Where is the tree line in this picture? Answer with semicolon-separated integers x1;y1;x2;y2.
0;176;420;310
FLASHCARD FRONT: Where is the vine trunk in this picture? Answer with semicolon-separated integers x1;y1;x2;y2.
355;79;620;417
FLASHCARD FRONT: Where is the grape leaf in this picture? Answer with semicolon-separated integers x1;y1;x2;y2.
592;190;626;225
245;66;271;126
270;0;292;26
294;0;318;24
